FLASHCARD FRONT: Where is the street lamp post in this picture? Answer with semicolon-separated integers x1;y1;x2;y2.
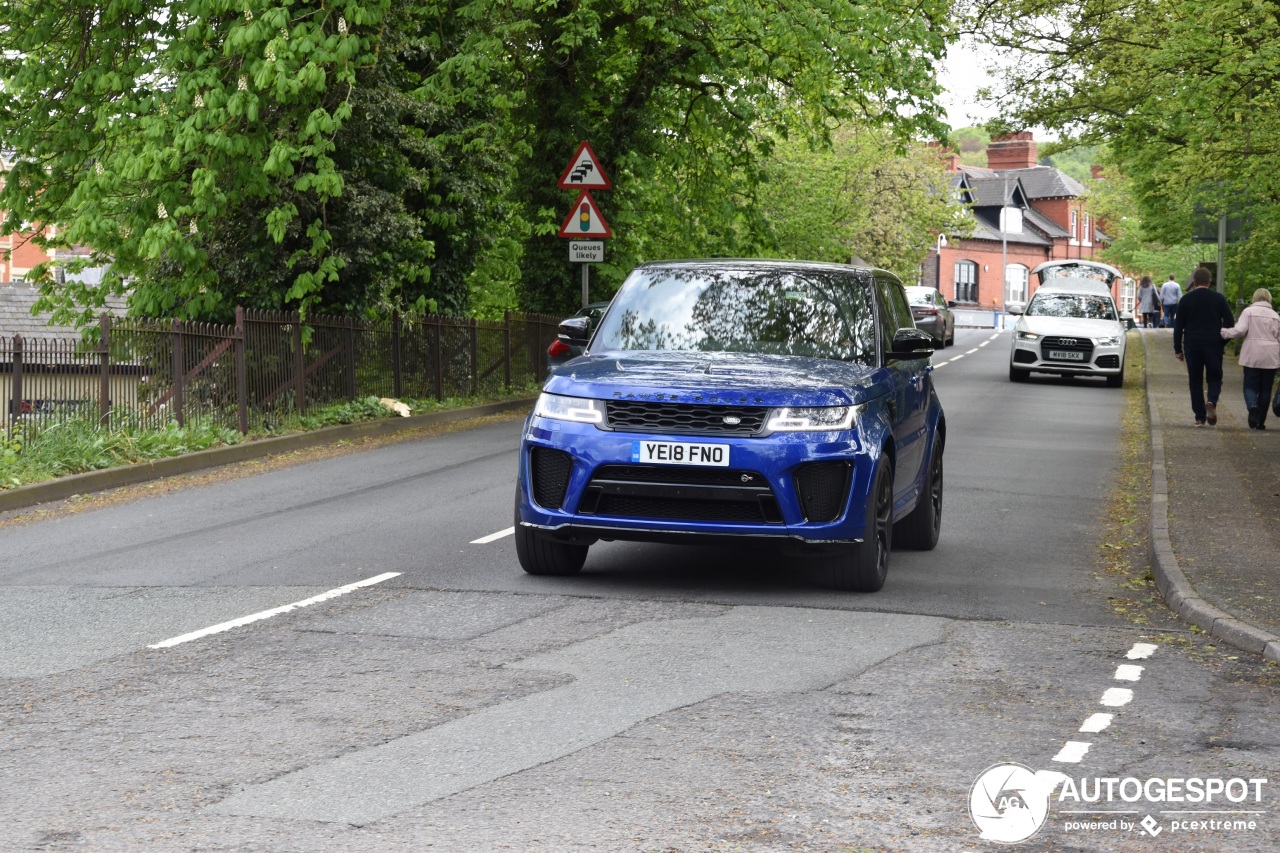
936;234;947;292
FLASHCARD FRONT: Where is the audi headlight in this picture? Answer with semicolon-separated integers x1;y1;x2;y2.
1095;335;1122;346
1017;331;1040;341
533;392;605;424
766;406;858;432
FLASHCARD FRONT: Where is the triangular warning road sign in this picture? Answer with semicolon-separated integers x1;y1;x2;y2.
557;141;613;190
557;191;613;238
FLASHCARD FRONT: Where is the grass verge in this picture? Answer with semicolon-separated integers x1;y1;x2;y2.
0;383;539;491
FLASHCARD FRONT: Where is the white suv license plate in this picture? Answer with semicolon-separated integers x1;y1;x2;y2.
632;440;730;467
1048;349;1086;361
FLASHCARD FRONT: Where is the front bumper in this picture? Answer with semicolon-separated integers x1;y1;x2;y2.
1010;336;1124;376
517;416;878;545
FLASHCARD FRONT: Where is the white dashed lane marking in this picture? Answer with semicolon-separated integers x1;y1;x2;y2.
1053;741;1092;763
1115;664;1144;681
1128;643;1158;659
148;572;400;649
471;527;514;544
1079;713;1114;734
1051;643;1156;763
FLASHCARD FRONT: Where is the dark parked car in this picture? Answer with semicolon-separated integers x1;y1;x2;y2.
904;286;955;347
516;259;945;592
547;301;610;373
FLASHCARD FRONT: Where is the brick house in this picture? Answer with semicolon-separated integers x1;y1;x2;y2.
922;133;1113;310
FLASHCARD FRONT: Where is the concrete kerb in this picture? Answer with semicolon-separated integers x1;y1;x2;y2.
0;398;535;516
1140;333;1280;663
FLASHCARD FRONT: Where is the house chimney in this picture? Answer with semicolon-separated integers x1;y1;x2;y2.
987;131;1038;170
926;141;963;173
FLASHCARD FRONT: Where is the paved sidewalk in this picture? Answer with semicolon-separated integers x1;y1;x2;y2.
1143;330;1280;661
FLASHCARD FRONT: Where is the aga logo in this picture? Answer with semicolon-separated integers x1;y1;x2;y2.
969;763;1069;844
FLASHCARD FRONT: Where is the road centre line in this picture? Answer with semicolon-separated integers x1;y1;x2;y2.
148;572;401;649
471;527;515;544
966;348;980;354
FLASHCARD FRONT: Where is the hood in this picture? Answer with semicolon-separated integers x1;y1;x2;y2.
542;350;892;407
1017;316;1125;339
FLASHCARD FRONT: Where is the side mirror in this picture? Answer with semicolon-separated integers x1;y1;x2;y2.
557;316;591;347
946;300;957;308
1007;303;1025;315
1119;310;1135;321
886;328;936;361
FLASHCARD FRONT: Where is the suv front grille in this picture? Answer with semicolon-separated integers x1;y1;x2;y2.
578;464;783;524
605;401;768;436
1040;336;1095;363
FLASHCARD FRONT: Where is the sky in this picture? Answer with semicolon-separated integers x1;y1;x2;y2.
937;41;1010;130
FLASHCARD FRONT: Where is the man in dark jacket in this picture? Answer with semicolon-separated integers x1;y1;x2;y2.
1174;267;1235;425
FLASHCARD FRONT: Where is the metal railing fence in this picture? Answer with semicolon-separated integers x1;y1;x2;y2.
2;307;562;437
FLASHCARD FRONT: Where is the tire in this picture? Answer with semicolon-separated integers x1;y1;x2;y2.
895;436;942;550
945;324;955;347
825;462;893;592
1009;364;1029;382
1106;368;1124;388
514;502;587;576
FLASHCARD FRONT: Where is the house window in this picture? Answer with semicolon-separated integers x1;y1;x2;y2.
1070;210;1079;244
954;260;978;303
1083;213;1093;246
1120;277;1135;312
1005;264;1029;306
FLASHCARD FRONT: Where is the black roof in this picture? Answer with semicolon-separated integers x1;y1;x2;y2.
0;281;127;342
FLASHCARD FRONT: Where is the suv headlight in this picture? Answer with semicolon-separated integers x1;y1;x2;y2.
1017;331;1040;341
1095;335;1122;346
533;393;605;424
766;406;858;432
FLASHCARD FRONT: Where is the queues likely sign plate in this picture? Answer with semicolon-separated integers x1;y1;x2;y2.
570;241;604;263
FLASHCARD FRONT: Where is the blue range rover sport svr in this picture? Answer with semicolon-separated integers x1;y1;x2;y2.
515;259;945;591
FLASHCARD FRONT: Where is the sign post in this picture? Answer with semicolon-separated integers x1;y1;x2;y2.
557;142;613;307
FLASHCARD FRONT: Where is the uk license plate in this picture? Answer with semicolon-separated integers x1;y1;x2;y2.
631;440;730;467
1048;349;1085;361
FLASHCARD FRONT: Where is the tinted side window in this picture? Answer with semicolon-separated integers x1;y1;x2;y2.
873;276;913;355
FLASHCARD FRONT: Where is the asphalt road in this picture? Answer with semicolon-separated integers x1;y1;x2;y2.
2;328;1277;852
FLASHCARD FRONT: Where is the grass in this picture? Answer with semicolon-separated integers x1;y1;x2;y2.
0;382;541;491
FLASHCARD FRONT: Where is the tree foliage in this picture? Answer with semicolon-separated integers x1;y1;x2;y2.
974;0;1280;294
1;0;953;323
756;126;971;282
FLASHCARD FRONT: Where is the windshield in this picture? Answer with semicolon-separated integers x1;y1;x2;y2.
1027;293;1118;320
591;266;878;364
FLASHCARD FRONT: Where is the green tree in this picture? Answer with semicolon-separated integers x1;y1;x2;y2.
471;0;954;315
0;0;397;324
755;126;971;282
974;0;1280;296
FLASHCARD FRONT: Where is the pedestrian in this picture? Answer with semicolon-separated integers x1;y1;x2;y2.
1220;288;1280;429
1159;274;1182;328
1174;267;1234;426
1137;276;1160;328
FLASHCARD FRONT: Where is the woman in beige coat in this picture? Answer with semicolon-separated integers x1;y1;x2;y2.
1221;288;1280;429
